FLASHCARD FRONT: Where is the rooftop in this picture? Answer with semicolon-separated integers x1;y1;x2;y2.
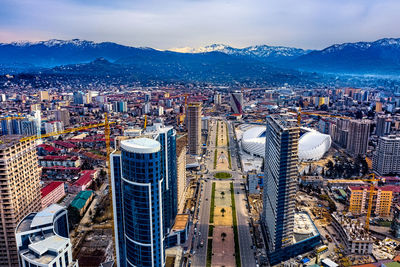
172;214;189;231
121;138;160;154
267;114;299;130
22;235;69;265
293;212;319;243
41;181;64;198
0;135;26;149
31;204;65;228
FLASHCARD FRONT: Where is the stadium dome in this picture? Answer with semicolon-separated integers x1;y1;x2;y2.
241;126;331;161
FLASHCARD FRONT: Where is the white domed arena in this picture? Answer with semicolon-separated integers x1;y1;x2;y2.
241;126;331;161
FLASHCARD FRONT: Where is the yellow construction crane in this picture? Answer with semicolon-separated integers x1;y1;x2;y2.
361;173;378;232
19;113;117;260
144;115;147;130
0;116;25;121
290;106;352;126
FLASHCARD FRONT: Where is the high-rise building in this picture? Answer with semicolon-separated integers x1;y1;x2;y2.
373;135;400;175
143;102;151;114
187;102;202;155
176;135;187;212
111;138;165;267
263;115;299;252
376;101;383;112
39;90;50;101
15;204;78;267
0;117;24;136
214;92;222;106
55;109;71;127
332;118;349;148
73;91;84;105
113;101;128;113
145;92;151;102
142;124;178;234
0;136;41;266
20;120;37;136
230;91;243;114
347;120;371;156
44;121;64;134
376;115;391;137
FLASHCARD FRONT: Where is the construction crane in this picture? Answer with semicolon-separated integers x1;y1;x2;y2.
144;115;147;130
19;113;117;260
360;173;379;232
289;106;352;126
0;116;25;121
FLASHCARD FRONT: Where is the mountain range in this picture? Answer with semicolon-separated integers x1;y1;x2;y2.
1;38;400;81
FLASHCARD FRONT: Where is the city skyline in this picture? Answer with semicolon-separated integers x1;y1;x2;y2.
1;0;400;50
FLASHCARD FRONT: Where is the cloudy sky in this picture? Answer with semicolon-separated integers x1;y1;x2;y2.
1;0;400;49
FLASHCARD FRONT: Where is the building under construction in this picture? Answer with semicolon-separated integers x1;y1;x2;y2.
331;212;373;255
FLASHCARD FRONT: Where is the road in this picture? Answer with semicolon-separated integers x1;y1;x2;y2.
190;118;257;267
191;180;212;267
226;120;257;267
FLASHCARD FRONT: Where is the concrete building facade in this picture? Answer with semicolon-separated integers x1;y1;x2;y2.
347;120;371;156
347;186;392;217
187;102;202;155
373;135;400;176
0;136;41;266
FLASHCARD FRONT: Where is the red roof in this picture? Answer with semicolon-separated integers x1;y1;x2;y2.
74;170;97;187
41;181;64;198
37;144;61;152
40;155;79;161
53;140;77;148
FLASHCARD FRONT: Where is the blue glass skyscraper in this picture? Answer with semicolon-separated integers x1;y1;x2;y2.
111;138;165;267
144;124;177;235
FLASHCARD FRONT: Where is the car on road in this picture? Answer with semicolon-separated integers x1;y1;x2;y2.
200;240;204;247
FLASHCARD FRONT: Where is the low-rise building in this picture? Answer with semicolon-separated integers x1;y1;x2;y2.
347;186;392;217
331;212;373;255
70;190;94;216
39;155;81;168
69;170;98;193
41;181;65;209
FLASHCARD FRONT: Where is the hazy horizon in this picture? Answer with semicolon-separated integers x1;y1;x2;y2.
2;0;400;50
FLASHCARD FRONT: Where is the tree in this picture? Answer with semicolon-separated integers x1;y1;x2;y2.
221;191;225;199
81;159;94;170
67;206;81;230
221;208;226;217
221;232;227;241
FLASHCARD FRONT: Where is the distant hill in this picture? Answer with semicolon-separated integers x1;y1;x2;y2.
0;39;155;67
291;38;400;74
1;38;400;79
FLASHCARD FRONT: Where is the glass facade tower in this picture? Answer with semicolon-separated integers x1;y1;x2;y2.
111;138;165;267
144;124;177;235
263;115;299;252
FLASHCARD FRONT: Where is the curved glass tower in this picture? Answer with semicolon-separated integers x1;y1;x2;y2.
112;138;165;267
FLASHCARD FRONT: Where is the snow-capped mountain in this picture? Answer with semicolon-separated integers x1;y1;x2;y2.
293;38;400;73
2;37;400;75
170;44;311;61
